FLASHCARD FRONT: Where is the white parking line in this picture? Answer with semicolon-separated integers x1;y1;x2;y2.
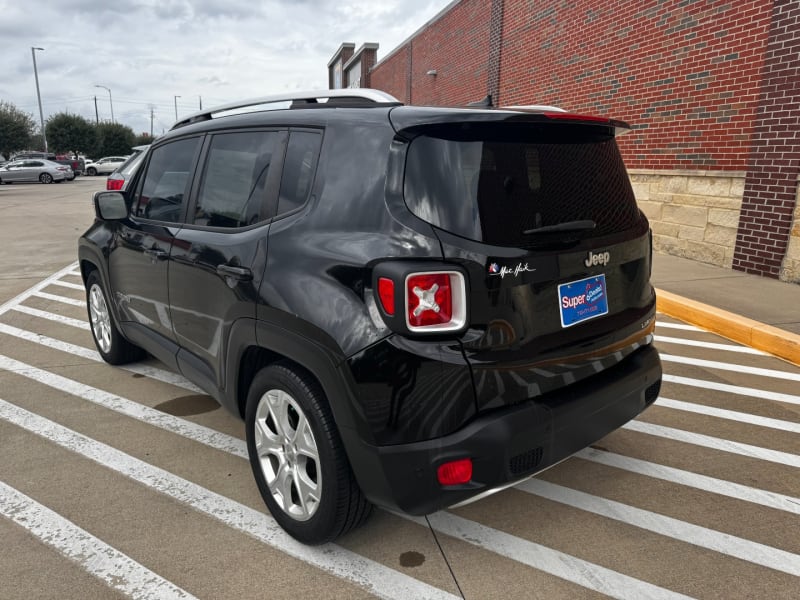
0;481;197;600
0;323;203;393
400;512;693;600
623;421;800;468
32;291;86;307
518;479;800;577
0;399;459;600
655;335;766;355
9;305;89;330
49;279;85;291
0;262;78;315
661;353;800;383
656;397;800;434
663;374;800;407
576;448;800;515
655;322;701;332
0;354;247;459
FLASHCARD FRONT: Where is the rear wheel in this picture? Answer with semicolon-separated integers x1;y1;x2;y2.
85;270;145;364
245;363;371;544
39;173;53;184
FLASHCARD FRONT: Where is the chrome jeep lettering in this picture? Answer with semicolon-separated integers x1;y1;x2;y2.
584;251;610;268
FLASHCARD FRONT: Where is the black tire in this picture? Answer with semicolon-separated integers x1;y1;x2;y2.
87;167;97;176
39;173;53;184
245;363;372;544
85;270;145;364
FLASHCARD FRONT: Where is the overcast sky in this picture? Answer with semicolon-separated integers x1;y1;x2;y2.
0;0;452;140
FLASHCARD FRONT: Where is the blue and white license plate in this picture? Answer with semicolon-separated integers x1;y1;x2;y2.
558;274;609;328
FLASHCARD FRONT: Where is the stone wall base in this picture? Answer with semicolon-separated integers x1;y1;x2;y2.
630;169;745;270
779;180;800;284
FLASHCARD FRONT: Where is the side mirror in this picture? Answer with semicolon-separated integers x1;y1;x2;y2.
93;191;128;220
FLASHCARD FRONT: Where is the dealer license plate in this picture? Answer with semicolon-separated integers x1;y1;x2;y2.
558;274;609;328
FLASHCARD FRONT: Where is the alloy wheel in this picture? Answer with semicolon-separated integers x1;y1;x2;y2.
88;283;112;354
253;388;321;521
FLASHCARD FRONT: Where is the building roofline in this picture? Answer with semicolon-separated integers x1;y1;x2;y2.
370;0;461;70
343;42;379;72
327;42;356;68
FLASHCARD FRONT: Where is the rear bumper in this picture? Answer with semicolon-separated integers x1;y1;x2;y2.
346;343;661;515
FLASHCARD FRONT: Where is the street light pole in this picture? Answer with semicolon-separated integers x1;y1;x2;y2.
174;95;181;120
31;47;47;152
94;85;114;123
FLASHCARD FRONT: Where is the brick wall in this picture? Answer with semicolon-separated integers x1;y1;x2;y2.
500;0;772;171
370;0;492;106
733;0;800;277
351;0;799;280
370;45;410;103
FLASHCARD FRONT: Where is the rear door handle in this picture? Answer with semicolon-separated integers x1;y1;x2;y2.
216;264;253;281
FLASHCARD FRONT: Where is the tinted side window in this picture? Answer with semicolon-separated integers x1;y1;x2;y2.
277;131;321;216
193;131;281;228
134;137;200;223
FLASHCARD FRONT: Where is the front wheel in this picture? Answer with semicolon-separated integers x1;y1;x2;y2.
87;167;97;176
245;363;371;544
85;270;145;364
39;173;53;184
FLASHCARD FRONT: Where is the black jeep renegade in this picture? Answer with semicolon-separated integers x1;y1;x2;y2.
79;89;662;544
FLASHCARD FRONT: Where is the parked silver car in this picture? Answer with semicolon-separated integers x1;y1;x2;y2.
0;159;70;184
85;156;128;176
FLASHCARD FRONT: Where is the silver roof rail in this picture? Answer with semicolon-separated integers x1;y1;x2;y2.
172;89;401;129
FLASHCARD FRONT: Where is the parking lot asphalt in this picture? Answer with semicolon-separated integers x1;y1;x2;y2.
1;180;798;599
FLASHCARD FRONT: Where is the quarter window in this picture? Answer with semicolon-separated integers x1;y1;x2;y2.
193;131;281;228
133;137;201;223
277;131;322;216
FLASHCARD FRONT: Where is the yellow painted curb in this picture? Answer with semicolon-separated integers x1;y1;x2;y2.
655;288;800;366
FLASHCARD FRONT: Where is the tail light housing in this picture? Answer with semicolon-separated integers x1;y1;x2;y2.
405;271;466;332
373;263;467;335
107;176;125;191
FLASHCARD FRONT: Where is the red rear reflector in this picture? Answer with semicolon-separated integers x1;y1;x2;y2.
106;178;124;190
407;273;452;327
437;458;472;486
377;277;395;315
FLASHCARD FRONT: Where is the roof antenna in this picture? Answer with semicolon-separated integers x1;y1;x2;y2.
467;94;493;107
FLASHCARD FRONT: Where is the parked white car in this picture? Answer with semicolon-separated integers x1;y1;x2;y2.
85;156;128;176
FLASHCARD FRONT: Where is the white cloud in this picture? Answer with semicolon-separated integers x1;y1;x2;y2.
0;0;451;137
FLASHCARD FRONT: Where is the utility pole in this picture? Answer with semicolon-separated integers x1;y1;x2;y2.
199;95;202;110
93;96;99;124
31;47;47;152
174;95;180;120
150;107;154;138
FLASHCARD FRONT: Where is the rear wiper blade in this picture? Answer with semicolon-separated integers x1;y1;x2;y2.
522;220;596;235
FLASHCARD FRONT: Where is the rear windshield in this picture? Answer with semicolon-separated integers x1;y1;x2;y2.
403;125;641;248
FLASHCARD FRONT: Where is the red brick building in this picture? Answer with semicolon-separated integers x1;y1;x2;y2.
328;0;800;281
